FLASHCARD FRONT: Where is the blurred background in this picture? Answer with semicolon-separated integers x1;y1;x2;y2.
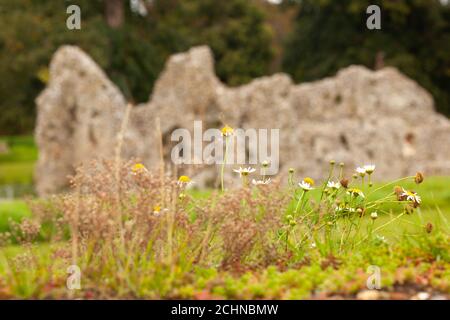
0;0;449;199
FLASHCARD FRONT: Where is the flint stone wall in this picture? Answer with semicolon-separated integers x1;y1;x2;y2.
35;45;450;195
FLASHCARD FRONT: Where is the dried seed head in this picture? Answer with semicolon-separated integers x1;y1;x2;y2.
394;186;404;200
415;172;424;184
357;208;365;217
425;222;433;233
339;178;349;188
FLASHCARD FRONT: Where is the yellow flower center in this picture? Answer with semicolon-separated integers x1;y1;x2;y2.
221;125;234;136
348;188;362;196
178;175;191;183
303;177;315;186
153;205;161;213
406;191;416;197
132;163;146;172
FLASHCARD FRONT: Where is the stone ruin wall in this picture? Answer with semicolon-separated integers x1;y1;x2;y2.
35;45;450;195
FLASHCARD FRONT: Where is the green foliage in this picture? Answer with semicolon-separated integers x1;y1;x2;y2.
0;200;31;233
283;0;450;116
0;136;36;185
0;0;274;134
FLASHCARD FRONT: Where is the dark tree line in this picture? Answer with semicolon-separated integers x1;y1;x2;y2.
0;0;449;134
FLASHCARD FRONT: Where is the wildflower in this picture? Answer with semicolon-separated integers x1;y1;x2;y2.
262;160;270;168
153;205;161;215
363;164;376;175
233;167;256;177
356;167;366;177
401;188;421;206
335;204;356;214
414;172;424;184
339;162;344;168
178;175;193;187
298;178;314;191
288;168;295;174
252;178;271;185
329;160;335;165
347;188;365;198
131;163;146;174
327;181;341;190
221;125;234;137
371;211;378;220
220;126;233;191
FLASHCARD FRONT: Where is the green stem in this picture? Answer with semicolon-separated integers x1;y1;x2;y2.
366;176;414;197
221;137;229;192
294;190;306;215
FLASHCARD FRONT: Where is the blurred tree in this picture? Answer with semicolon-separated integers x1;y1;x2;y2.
146;0;274;85
0;0;274;134
283;0;450;117
0;0;108;134
105;0;125;28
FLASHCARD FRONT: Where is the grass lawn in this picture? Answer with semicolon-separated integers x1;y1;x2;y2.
0;136;36;188
0;200;32;233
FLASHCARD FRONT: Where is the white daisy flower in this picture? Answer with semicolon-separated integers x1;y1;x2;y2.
327;181;341;190
252;178;271;185
177;175;194;187
298;181;314;191
233;167;256;177
363;164;376;175
356;167;366;176
347;188;365;198
371;211;378;220
401;188;421;204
